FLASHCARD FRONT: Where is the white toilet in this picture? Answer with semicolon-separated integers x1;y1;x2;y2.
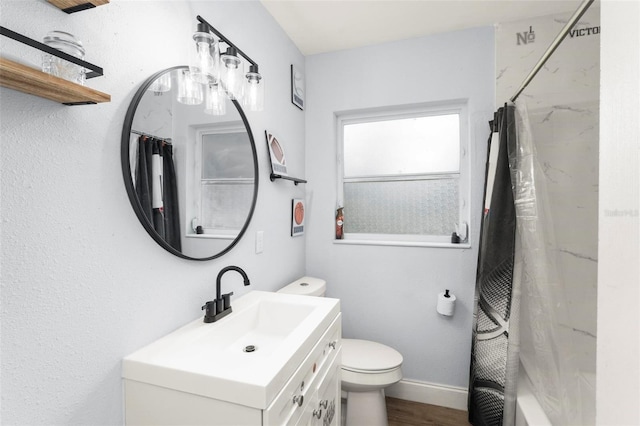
278;277;403;426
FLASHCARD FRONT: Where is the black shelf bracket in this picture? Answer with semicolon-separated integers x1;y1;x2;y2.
270;174;307;185
0;26;104;79
62;3;96;13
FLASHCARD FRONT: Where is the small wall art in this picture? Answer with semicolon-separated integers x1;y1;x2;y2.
265;131;288;176
291;198;305;237
291;65;304;110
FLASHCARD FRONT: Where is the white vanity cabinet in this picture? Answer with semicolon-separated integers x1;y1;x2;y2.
123;291;341;426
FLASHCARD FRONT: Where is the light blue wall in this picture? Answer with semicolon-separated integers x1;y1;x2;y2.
304;27;495;388
0;1;305;424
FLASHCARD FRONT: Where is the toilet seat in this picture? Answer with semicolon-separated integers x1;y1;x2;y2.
341;338;403;372
342;365;400;374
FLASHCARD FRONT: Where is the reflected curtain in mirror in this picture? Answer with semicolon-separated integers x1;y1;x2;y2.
133;135;181;252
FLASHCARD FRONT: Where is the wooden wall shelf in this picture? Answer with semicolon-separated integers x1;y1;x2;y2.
47;0;109;14
0;57;110;105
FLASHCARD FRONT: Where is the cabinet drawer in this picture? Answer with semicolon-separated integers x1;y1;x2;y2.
315;356;340;426
297;351;341;426
264;313;341;425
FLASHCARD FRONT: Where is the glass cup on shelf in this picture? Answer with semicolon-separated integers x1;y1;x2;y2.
41;31;86;86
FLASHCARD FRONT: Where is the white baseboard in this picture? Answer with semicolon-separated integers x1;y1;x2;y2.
385;379;469;411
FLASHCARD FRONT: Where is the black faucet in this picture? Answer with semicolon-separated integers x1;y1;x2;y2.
202;266;251;323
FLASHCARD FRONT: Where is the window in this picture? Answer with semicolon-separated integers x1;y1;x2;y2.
337;102;469;246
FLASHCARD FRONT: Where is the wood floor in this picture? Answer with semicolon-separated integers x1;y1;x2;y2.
386;397;470;426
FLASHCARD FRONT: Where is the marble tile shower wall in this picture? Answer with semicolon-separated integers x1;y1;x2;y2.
496;8;599;374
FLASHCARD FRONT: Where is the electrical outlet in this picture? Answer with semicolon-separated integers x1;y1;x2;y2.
256;231;264;254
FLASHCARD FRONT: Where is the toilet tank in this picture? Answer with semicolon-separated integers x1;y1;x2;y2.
278;277;326;297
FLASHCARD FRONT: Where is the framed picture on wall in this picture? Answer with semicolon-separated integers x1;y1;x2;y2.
291;65;305;110
265;131;288;176
291;198;305;237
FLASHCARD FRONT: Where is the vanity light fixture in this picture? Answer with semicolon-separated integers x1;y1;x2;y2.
181;15;264;112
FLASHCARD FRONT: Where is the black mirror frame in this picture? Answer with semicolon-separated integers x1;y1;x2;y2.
120;66;259;261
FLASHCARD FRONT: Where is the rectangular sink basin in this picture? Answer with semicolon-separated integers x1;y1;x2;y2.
123;291;340;409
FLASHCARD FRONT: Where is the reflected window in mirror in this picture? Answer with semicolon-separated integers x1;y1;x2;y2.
190;124;254;238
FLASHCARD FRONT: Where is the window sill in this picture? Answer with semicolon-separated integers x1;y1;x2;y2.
333;239;471;249
186;233;236;240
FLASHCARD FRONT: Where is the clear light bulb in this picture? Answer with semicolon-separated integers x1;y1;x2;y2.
189;25;216;84
148;72;171;93
210;41;221;82
243;66;264;111
176;69;203;105
196;41;213;74
204;82;226;115
220;47;244;100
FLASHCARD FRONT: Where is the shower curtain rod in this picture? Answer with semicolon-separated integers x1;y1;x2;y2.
510;0;595;102
131;129;172;142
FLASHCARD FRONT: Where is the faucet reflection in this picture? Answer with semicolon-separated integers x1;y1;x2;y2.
202;266;251;323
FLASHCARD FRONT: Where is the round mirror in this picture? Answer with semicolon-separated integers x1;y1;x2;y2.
121;66;258;260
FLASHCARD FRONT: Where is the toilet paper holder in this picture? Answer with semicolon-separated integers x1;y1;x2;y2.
437;289;456;317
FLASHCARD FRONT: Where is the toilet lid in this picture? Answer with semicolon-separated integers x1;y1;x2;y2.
277;277;326;297
341;339;403;372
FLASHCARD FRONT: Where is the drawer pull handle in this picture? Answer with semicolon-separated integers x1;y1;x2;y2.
319;400;329;409
328;341;337;350
292;395;304;407
313;409;322;419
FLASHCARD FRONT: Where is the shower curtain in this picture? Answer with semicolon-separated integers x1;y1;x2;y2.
469;102;583;425
135;135;182;251
510;100;582;425
468;105;520;426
